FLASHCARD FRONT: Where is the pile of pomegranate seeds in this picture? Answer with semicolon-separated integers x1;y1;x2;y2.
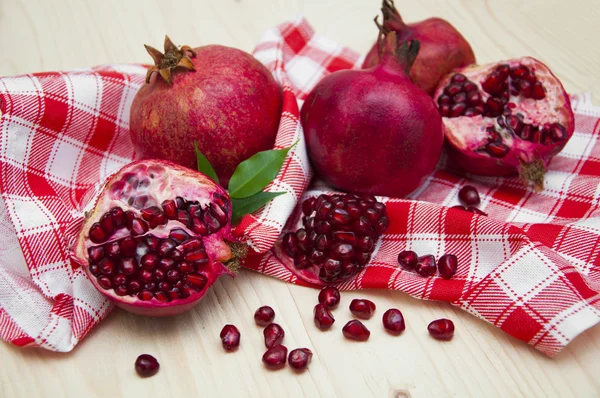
397;251;458;279
135;354;160;377
220;325;241;352
282;193;389;283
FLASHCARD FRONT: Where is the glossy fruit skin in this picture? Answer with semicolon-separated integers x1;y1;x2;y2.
288;348;313;371
130;45;282;187
135;354;160;377
314;304;335;330
382;308;405;334
349;299;376;320
428;318;455;340
342;320;371;341
254;306;275;326
262;345;288;370
301;34;444;198
362;0;475;95
220;325;241;351
318;286;341;309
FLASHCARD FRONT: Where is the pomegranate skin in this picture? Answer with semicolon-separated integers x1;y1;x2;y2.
130;45;282;187
363;0;475;95
301;36;444;198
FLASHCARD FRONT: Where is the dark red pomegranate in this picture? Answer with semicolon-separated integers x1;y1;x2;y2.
363;0;475;95
458;185;480;206
415;255;436;277
288;348;313;371
428;318;455;340
73;160;246;316
349;299;376;320
314;304;335;330
263;323;285;348
254;306;275;326
318;286;341;309
382;309;405;334
220;325;240;351
342;320;370;341
397;250;418;270
278;193;389;285
301;32;444;198
130;36;282;187
262;345;288;370
437;254;458;279
135;354;160;377
434;58;574;190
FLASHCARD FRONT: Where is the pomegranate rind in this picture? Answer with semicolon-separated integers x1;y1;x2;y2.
434;57;574;190
73;160;237;316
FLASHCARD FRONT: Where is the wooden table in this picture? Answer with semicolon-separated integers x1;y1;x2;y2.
1;1;599;396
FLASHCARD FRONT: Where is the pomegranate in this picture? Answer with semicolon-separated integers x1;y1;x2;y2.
279;193;389;285
382;309;405;334
437;254;458;279
301;32;444;198
262;345;288;370
135;354;159;377
130;36;282;186
362;0;475;95
263;323;285;348
415;255;436;277
254;306;275;326
342;320;370;341
458;185;480;206
397;250;418;270
349;299;376;320
318;286;341;309
314;304;335;330
73;160;247;316
288;348;313;371
220;325;240;351
428;318;455;341
433;58;574;190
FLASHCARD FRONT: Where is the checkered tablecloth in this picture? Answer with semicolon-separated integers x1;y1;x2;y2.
0;18;598;356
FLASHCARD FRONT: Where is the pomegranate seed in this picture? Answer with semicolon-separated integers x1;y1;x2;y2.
100;213;115;236
518;79;533;98
135;354;159;377
438;254;458;279
254;306;275;326
99;258;115;276
322;258;342;277
444;83;462;96
209;203;228;224
342;320;370;341
118;237;136;257
302;197;316;215
486;97;503;114
140;253;159;270
114;285;128;296
397;250;418;270
314;303;335;330
439;104;451;117
349;299;376;319
332;230;356;244
452;92;467;104
463;80;477;92
166;269;180;283
294;253;311;269
496;64;510;79
112;273;126;287
119;257;137;275
262;345;288;370
318;286;341;309
532;81;545;100
130;218;149;236
486;142;509;158
288;348;312;371
415;255;437;277
450;103;466;117
140;206;161;221
184;250;208;264
451;73;467;84
88;223;107;243
110;207;125;228
137;290;153;301
97;276;112;289
220;324;240;351
375;216;389;234
437;94;451;105
177;209;192;228
177;262;194;274
331;242;354;259
481;71;503;95
183;273;207;290
169;228;189;244
428;318;455;340
331;208;352;225
382;309;405;334
139;269;153;283
282;233;298;256
263;323;285;348
458;185;480;206
153;269;166;282
88;246;104;263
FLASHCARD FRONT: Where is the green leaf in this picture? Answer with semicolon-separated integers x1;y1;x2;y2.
231;191;286;224
194;141;219;184
228;142;297;199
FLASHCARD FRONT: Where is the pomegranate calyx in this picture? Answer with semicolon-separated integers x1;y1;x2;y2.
519;158;546;191
381;0;406;31
144;35;197;84
223;242;248;273
376;28;420;75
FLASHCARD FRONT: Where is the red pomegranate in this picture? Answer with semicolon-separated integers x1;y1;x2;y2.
433;58;574;190
130;36;283;186
72;160;246;316
301;32;444;198
362;0;475;95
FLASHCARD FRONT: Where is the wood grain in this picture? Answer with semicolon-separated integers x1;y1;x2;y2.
1;0;599;397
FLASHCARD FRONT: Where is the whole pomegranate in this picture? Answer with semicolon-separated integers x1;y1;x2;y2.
362;0;475;95
130;36;283;186
301;32;444;198
72;160;246;316
433;58;574;190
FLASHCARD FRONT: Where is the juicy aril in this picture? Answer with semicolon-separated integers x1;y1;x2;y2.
73;160;246;316
433;58;574;190
301;32;444;198
130;36;282;186
363;0;475;95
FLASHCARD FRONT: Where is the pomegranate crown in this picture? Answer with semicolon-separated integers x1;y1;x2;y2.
381;0;405;29
144;35;196;85
375;17;419;74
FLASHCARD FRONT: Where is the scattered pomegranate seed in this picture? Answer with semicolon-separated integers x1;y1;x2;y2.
458;185;480;206
220;324;240;352
342;320;370;341
288;348;313;371
254;306;275;326
382;309;405;334
318;286;341;309
415;255;437;277
135;354;160;377
428;318;455;341
437;254;458;279
263;323;285;348
314;304;335;330
262;345;288;370
397;250;418;270
349;299;376;319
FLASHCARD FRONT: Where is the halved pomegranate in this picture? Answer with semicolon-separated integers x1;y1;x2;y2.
433;57;574;190
72;160;246;316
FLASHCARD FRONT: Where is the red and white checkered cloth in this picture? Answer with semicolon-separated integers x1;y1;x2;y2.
0;18;599;356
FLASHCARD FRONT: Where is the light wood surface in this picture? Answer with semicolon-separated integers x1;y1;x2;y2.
1;0;599;397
